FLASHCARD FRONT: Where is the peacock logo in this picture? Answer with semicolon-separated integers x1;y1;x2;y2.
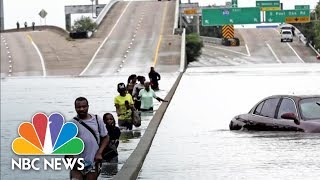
12;112;84;155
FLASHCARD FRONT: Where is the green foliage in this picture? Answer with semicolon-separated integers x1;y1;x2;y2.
294;2;320;50
314;2;320;50
72;16;97;32
186;33;204;64
314;22;320;49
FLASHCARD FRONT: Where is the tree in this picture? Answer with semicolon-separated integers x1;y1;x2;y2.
314;22;320;49
186;33;204;64
72;16;97;32
314;2;320;50
294;2;320;49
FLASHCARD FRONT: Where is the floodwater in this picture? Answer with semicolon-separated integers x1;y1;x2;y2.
2;64;320;180
139;64;320;180
0;73;178;180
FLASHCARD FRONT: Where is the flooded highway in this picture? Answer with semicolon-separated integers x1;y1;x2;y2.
139;64;320;180
0;74;178;179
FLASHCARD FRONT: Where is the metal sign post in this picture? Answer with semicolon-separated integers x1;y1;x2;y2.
90;0;94;18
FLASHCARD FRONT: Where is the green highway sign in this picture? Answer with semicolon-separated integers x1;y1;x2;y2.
295;5;310;10
265;9;310;23
232;0;238;7
202;7;261;26
256;0;280;11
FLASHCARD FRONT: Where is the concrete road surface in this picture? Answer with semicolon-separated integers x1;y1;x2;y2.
194;27;319;67
81;1;178;76
1;32;43;77
1;1;179;77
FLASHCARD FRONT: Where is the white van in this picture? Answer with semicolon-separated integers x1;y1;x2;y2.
280;24;292;31
281;29;293;42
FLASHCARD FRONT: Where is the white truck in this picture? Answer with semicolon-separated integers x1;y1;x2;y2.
280;29;293;42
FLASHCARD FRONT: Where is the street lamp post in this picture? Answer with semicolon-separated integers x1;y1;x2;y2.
90;0;94;18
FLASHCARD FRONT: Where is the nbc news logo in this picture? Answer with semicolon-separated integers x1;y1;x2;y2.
11;113;85;170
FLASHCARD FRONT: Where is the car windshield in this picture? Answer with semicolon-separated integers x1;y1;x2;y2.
282;31;291;34
299;97;320;120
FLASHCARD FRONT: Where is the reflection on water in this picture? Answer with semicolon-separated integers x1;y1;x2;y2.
0;75;177;179
120;130;142;143
101;157;119;178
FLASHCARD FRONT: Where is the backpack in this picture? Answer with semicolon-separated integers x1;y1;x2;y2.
132;110;141;127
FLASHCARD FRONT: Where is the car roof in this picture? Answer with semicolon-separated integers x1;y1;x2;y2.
280;24;292;28
265;95;320;100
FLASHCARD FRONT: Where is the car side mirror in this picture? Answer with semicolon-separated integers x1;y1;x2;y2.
281;112;300;125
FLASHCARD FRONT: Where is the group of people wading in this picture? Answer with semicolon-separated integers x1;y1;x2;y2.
115;67;167;130
69;67;167;180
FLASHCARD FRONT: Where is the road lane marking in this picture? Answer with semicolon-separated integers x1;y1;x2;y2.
153;35;163;67
79;1;132;76
27;34;47;77
286;42;305;63
206;44;250;57
272;28;280;34
273;28;305;63
153;1;168;67
266;43;282;63
245;44;251;56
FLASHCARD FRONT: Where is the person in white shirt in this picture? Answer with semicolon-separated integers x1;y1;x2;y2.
138;81;168;111
132;76;146;110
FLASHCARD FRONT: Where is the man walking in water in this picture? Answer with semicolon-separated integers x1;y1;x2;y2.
148;67;161;91
70;97;109;180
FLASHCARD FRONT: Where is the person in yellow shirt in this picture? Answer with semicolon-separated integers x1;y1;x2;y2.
114;83;134;130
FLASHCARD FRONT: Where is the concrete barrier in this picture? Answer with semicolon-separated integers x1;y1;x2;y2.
95;0;122;26
1;25;69;36
256;25;278;28
113;27;187;180
179;28;186;72
309;43;320;56
173;0;179;34
292;25;319;55
200;36;222;45
112;72;184;180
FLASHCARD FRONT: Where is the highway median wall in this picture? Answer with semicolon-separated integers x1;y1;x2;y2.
113;28;186;180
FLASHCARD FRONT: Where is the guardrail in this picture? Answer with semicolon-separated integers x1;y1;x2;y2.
309;43;320;56
200;36;222;45
95;0;122;26
173;0;179;34
292;25;320;56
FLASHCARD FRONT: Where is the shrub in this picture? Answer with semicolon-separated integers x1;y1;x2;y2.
72;16;97;32
186;33;204;64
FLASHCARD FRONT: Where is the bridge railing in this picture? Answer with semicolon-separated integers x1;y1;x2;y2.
173;0;179;34
293;25;320;56
95;0;122;26
180;28;186;72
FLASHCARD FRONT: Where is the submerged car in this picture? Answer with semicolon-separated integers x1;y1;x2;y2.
229;95;320;133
